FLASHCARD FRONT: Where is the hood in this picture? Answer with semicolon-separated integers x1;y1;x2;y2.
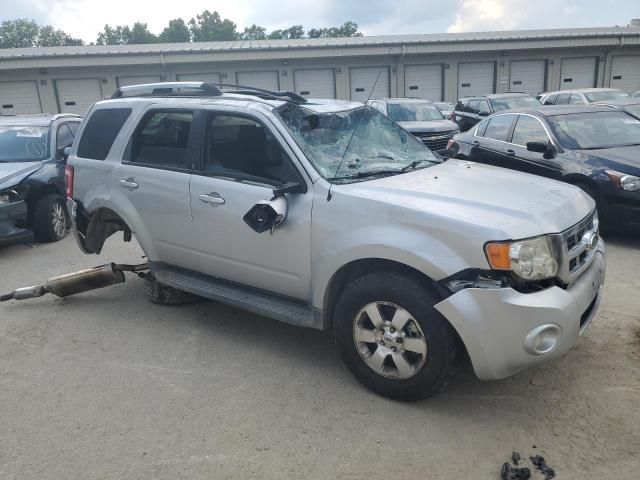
397;120;458;133
576;145;640;174
0;161;43;191
342;159;593;240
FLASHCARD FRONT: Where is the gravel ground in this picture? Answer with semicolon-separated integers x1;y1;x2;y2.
1;233;639;479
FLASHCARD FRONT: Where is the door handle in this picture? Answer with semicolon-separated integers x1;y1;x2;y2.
505;149;516;156
199;193;225;205
119;178;139;189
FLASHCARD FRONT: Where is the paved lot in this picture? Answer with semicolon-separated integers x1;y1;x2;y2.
1;233;639;479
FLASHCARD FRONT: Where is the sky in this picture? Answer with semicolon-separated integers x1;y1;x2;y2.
0;0;638;43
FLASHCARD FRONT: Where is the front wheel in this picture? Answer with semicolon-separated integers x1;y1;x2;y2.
334;271;456;401
32;194;69;242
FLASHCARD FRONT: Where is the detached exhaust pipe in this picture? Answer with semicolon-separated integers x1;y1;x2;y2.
0;263;148;302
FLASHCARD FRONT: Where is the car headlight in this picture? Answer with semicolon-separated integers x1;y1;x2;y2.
605;170;640;192
0;186;26;205
485;235;558;281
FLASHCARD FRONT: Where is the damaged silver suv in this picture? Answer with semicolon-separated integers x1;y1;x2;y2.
65;83;605;400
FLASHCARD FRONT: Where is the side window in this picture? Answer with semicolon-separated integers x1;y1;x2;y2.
467;100;480;114
555;93;571;105
202;114;300;185
129;110;194;169
478;100;491;115
67;122;80;137
475;119;489;137
569;94;584;105
511;115;550;146
77;108;132;160
56;123;74;150
543;94;558;105
483;115;515;141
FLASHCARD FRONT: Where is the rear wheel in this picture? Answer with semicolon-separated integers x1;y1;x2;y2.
33;194;68;242
334;271;455;401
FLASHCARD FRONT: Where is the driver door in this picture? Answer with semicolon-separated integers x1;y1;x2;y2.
189;110;312;300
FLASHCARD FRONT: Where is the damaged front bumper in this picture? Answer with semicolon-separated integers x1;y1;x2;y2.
435;240;606;380
0;200;33;247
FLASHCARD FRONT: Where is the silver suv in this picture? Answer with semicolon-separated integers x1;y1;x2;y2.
66;82;606;400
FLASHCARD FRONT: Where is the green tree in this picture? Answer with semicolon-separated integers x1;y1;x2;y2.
159;18;190;43
308;21;362;38
96;24;126;45
189;10;237;41
267;25;305;40
0;19;40;48
125;22;157;44
38;25;83;46
239;24;267;40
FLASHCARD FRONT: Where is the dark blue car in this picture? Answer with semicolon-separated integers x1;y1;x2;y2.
446;105;640;231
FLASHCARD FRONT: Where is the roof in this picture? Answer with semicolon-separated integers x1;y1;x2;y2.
0;113;78;126
1;26;639;59
506;105;617;116
593;98;640;106
544;88;624;94
379;98;434;104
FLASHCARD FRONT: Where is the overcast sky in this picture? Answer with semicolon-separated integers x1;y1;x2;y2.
1;0;638;42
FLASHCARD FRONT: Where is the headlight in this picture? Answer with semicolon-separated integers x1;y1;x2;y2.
605;170;640;192
0;186;26;205
485;235;558;281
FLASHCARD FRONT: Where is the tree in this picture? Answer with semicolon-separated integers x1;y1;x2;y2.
189;10;237;41
126;22;157;44
159;18;190;43
96;24;126;45
268;25;305;40
0;19;83;48
308;21;362;39
239;24;267;40
38;25;83;46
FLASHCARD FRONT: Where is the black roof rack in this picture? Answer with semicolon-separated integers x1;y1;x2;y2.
218;84;308;104
111;82;222;99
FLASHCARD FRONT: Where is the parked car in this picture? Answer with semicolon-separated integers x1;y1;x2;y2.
593;97;640;119
0;113;81;246
452;93;541;132
66;82;604;401
445;105;640;230
632;91;640;99
539;88;629;105
433;102;454;118
366;98;459;152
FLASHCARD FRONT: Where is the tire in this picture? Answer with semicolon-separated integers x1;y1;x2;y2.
32;194;69;243
334;271;455;401
143;273;203;305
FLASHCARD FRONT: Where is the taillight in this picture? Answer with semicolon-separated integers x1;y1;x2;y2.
65;165;74;198
446;139;456;150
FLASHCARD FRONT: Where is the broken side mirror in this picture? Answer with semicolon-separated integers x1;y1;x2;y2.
243;195;288;234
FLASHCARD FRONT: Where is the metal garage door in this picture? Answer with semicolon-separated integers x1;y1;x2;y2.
236;71;279;91
177;72;222;84
404;64;443;101
609;56;640;93
116;75;162;88
509;60;546;95
458;62;495;97
350;67;390;102
560;57;597;89
293;69;336;99
0;81;42;115
55;79;103;115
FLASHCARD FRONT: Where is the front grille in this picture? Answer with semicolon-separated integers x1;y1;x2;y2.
559;210;599;281
414;130;457;151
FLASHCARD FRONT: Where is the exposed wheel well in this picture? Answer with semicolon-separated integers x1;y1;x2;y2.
83;207;132;254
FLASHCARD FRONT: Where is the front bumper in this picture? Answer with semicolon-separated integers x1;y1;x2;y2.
0;200;33;246
435;239;606;380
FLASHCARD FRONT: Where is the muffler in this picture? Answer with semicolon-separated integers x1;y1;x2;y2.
0;263;148;302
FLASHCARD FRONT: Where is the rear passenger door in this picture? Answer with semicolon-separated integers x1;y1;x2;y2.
468;114;517;168
504;114;562;179
113;108;200;268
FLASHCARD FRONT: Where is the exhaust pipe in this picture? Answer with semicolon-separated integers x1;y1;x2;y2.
0;263;148;302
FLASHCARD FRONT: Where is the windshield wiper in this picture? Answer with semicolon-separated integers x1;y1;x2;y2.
330;169;404;182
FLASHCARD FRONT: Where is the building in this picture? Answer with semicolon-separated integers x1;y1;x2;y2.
1;26;640;116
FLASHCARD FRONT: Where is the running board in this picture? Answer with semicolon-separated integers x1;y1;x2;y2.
150;263;320;330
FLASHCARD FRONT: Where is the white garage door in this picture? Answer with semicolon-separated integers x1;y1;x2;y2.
458;62;495;97
0;81;42;115
560;57;597;89
293;69;336;99
509;60;546;95
116;75;162;88
55;79;103;115
404;64;443;101
350;67;390;102
609;56;640;93
236;71;279;91
177;72;222;84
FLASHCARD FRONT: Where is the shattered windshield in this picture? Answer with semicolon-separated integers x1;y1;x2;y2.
0;126;50;162
275;105;439;182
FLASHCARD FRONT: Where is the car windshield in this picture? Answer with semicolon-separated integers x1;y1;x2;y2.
387;103;444;122
584;90;630;102
491;96;541;112
434;102;453;112
0;126;50;162
547;111;640;149
276;105;439;182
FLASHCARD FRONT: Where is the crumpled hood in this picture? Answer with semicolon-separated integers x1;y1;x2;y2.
397;119;459;133
0;161;43;190
342;159;594;239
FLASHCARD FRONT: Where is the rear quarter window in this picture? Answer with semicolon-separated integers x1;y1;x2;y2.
77;108;132;160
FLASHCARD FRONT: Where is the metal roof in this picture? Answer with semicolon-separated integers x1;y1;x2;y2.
1;26;639;59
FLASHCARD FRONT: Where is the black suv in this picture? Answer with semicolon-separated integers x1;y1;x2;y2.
0;113;81;246
445;105;640;231
452;93;541;132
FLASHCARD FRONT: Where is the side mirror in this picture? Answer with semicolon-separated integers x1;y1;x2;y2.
58;146;72;161
527;141;556;158
243;195;288;234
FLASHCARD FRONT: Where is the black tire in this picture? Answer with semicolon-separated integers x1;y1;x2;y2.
143;273;204;305
32;194;69;243
334;271;456;401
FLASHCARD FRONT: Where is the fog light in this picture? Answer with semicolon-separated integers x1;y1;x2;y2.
523;324;562;355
